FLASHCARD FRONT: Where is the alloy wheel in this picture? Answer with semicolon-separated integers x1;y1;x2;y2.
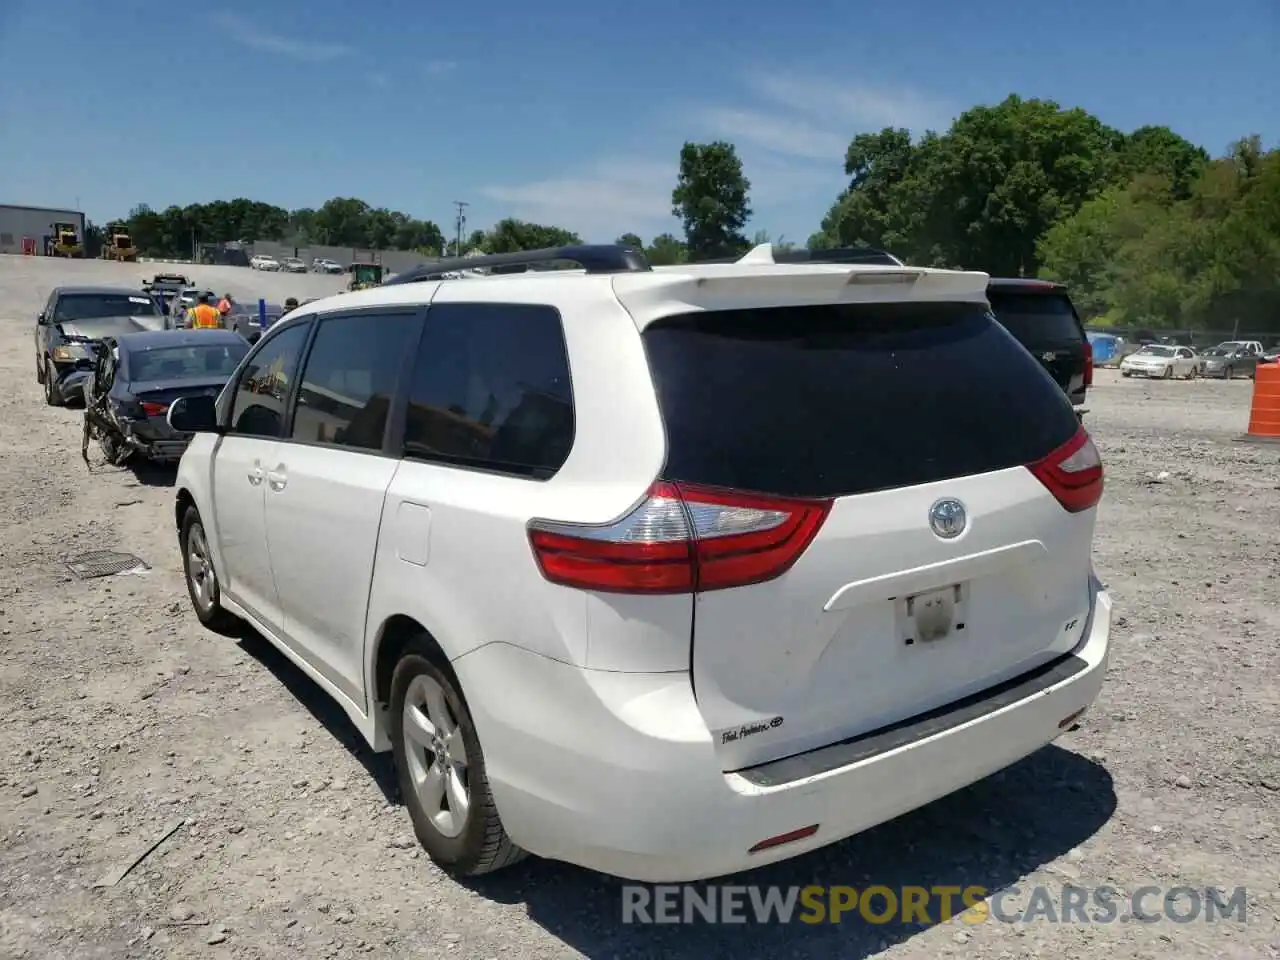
401;675;470;838
186;523;216;613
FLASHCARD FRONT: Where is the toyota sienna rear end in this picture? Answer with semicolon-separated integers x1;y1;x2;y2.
455;262;1111;882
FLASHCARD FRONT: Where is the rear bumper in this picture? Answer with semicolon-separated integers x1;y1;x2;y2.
121;422;191;462
458;582;1113;882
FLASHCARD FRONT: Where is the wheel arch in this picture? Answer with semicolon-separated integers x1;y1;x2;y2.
175;487;196;531
371;614;455;718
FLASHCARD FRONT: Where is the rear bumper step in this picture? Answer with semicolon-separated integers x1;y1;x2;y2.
735;652;1088;787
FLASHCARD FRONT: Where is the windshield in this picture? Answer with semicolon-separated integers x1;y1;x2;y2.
55;293;160;321
128;343;248;382
1138;346;1176;357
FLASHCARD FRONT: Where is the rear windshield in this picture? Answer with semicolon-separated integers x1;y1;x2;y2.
128;343;248;381
986;291;1082;344
642;301;1079;499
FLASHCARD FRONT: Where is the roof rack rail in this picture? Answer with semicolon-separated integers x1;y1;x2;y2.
384;244;652;285
692;245;905;267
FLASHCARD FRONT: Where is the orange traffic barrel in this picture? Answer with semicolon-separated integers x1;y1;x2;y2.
1239;362;1280;443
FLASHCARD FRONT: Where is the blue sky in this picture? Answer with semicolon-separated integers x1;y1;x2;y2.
1;0;1276;245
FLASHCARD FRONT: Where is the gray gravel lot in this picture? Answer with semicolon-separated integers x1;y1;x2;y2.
0;254;1277;959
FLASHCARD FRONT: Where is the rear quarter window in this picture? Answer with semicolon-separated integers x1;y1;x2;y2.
642;301;1079;499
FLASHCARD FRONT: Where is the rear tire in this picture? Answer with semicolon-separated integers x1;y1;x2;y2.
180;507;240;635
389;640;526;877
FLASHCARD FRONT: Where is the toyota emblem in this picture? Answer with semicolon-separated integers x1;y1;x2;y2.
929;498;967;539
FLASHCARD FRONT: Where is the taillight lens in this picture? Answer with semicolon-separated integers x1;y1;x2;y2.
528;482;832;594
1028;426;1103;513
1082;339;1094;387
140;401;169;417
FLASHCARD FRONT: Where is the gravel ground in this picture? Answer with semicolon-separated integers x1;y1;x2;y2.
0;254;1277;959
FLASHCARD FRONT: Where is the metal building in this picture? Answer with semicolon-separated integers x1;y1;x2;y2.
0;204;86;255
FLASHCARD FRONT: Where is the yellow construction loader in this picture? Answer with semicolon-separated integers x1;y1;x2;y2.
50;222;83;257
101;224;137;262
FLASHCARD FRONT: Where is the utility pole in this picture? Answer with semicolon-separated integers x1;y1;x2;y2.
452;201;468;257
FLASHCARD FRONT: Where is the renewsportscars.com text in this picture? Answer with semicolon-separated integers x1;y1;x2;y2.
621;884;1248;926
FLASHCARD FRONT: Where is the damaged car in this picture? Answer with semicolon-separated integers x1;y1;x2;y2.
36;286;168;406
82;329;249;465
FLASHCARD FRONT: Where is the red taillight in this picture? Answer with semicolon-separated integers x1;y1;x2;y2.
1028;426;1103;513
140;401;168;417
528;482;832;594
1082;339;1094;387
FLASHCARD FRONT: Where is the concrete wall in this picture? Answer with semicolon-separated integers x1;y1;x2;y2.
247;241;435;276
0;205;86;255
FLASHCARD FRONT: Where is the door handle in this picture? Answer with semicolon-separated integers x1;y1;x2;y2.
266;465;287;492
247;463;264;485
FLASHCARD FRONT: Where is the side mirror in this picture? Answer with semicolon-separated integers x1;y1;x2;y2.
168;395;221;434
37;312;48;325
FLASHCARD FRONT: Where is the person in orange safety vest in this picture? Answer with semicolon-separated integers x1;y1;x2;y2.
188;294;222;329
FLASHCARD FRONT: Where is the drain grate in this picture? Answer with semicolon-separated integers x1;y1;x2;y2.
66;550;150;579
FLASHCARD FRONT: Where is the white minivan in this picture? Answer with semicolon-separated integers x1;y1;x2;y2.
168;244;1111;882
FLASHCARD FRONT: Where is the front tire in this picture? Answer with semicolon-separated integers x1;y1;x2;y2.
1162;365;1173;379
389;640;526;877
44;361;62;406
180;507;239;634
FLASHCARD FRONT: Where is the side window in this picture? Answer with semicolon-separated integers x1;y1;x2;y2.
402;303;575;478
289;313;418;451
228;323;311;438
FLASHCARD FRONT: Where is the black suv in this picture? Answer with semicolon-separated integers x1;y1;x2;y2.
985;279;1091;409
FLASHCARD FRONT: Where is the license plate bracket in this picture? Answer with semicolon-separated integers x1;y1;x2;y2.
899;584;968;645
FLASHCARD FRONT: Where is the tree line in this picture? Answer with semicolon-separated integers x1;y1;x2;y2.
94;94;1275;331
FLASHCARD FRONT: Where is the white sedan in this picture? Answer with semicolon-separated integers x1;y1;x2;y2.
1120;344;1200;379
249;255;280;271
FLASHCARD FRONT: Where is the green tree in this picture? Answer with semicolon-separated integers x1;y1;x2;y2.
645;233;687;265
484;218;581;253
1038;138;1280;335
1117;126;1209;199
672;141;752;259
810;127;920;254
616;232;645;250
813;96;1133;274
119;196;449;258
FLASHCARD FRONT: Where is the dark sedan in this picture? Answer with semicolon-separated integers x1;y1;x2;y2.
83;329;248;464
35;286;168;406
